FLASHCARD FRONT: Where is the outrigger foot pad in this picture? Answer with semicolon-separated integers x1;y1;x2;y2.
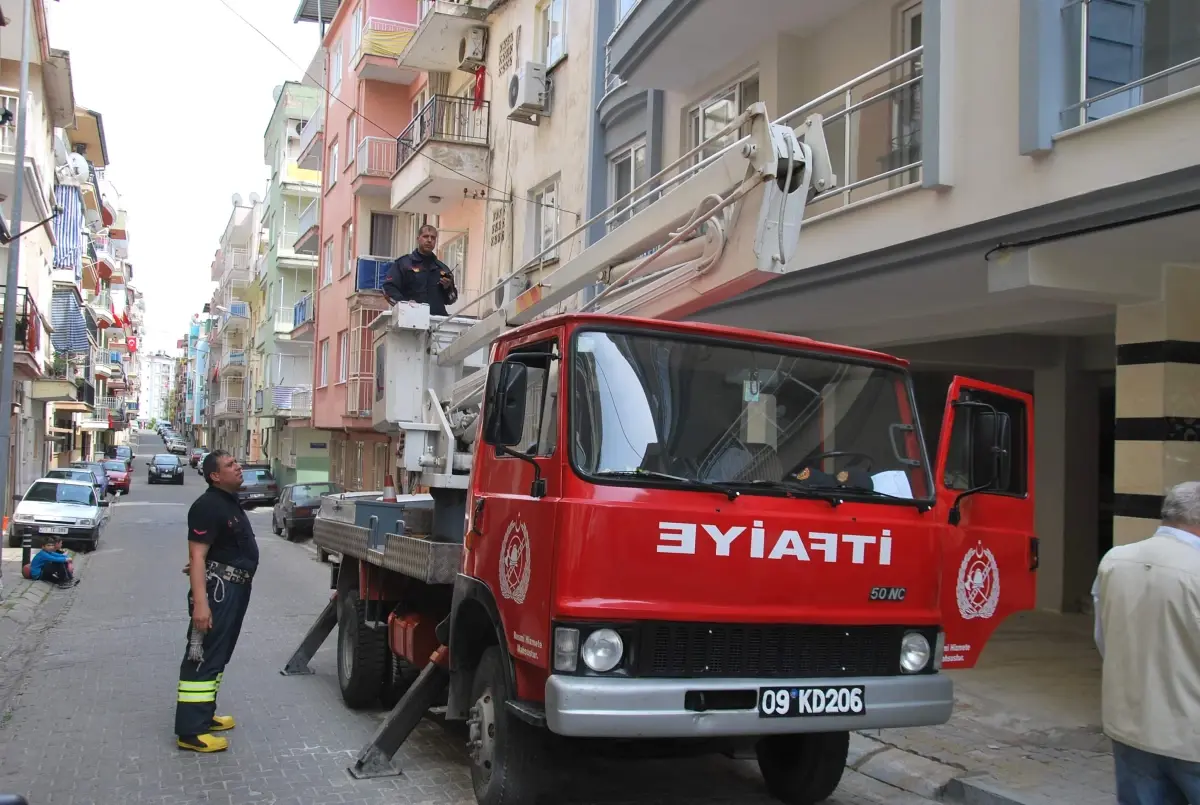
281;594;338;676
349;648;451;780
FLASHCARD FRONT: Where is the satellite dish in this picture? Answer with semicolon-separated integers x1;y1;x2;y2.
232;193;243;206
67;152;89;179
272;85;283;103
249;191;261;205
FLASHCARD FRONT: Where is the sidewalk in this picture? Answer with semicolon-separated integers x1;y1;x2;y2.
849;611;1112;805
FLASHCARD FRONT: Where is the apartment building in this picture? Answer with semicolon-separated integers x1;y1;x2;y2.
602;0;1200;615
139;351;173;423
257;82;324;483
206;195;263;457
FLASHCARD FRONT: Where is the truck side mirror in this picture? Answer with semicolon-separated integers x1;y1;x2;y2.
483;361;527;447
970;410;1012;491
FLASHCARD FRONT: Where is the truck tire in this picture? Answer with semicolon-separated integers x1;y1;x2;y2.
469;646;545;805
379;651;420;709
755;731;849;805
336;591;388;709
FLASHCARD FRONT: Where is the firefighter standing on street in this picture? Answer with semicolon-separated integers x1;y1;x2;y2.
382;223;458;316
175;450;258;753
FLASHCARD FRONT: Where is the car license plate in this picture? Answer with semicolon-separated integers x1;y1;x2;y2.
39;526;69;535
758;685;865;718
250;493;264;498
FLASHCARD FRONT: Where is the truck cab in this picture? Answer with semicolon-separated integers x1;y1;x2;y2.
443;313;1035;804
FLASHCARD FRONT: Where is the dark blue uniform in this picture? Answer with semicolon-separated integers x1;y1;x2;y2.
382;249;458;316
175;486;258;739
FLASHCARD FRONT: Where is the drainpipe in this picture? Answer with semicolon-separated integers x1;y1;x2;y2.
0;0;33;567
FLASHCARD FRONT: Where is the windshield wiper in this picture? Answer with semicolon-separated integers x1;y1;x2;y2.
594;469;740;501
720;479;843;508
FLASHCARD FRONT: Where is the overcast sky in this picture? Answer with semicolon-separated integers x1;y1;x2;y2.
45;0;323;355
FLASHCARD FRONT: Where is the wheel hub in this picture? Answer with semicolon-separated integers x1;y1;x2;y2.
467;688;496;779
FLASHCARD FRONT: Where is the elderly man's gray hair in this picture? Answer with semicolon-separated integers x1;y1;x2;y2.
1160;481;1200;526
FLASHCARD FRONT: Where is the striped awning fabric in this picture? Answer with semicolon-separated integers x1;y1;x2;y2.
52;185;84;282
50;288;90;353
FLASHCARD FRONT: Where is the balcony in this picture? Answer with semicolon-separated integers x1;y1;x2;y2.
219;349;247;377
214;398;245;419
354;137;397;196
0;95;54;225
0;286;44;380
391;95;489;214
257;308;299;346
291;293;315;336
263;384;314;418
608;0;847;92
398;1;488;73
218;300;251;333
297;105;324;171
354;17;421;85
294;200;319;255
289;388;313;419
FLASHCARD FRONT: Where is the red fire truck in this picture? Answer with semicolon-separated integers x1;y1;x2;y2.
283;103;1036;805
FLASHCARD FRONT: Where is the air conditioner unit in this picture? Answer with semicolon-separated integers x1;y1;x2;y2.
493;274;530;308
458;27;487;71
507;62;548;125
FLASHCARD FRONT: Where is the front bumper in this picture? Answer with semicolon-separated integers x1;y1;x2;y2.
544;673;953;739
13;523;97;543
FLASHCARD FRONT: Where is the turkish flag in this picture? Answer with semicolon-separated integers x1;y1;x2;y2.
127;336;138;353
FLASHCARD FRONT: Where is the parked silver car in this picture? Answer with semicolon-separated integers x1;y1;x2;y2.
8;478;109;551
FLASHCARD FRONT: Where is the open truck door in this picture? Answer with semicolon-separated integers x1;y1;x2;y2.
934;377;1036;669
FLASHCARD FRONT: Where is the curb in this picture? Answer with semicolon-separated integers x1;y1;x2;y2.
849;734;1043;805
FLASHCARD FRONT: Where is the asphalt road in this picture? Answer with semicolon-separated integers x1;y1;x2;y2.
0;431;932;805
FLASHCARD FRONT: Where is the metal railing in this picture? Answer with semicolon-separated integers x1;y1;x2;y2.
298;106;324;155
1060;0;1200;129
273;307;295;332
297;200;319;236
290;388;313;416
397;95;490;169
356;137;397;179
226;350;246;366
0;286;41;353
214;398;245;418
292;294;314;328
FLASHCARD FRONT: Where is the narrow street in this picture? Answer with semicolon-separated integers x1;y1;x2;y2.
0;431;935;805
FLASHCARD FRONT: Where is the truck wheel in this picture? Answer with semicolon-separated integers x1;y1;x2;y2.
756;731;849;805
379;651;419;709
336;591;388;709
469;646;544;805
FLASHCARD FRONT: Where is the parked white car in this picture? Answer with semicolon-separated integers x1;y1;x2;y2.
8;478;109;552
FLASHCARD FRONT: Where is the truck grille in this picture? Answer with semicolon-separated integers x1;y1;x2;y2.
634;622;933;679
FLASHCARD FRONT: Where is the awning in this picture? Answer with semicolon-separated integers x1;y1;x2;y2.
52;184;84;281
50;288;90;353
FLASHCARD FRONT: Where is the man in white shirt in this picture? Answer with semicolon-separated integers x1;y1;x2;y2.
1092;481;1200;804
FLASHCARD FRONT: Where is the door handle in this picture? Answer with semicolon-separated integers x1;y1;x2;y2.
1028;536;1040;571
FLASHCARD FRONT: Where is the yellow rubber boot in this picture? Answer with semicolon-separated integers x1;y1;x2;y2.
177;733;229;753
209;715;236;732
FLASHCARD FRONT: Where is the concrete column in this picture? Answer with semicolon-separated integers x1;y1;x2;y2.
1033;340;1099;612
1113;265;1200;545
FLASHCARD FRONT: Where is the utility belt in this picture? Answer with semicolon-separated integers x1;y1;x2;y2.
205;560;253;585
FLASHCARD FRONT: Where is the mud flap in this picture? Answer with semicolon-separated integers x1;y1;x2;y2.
934;377;1037;669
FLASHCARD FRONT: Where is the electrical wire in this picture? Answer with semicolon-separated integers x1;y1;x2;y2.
214;0;580;218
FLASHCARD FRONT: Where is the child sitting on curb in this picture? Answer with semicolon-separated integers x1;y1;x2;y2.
25;537;78;587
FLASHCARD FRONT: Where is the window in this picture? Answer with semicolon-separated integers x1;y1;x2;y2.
531;179;559;262
318;339;330;387
350;5;364;57
322;239;334;286
337;330;349;383
687;75;759;164
441;231;468;290
617;0;638;23
942;389;1029;496
494;340;560;458
537;0;566;66
347;116;357;166
327;141;339;187
331;42;343;93
609;141;648;229
342;220;354;276
369;213;396;256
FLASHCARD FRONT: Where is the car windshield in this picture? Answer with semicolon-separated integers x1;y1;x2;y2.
102;461;126;472
242;469;274;484
569;329;932;501
114;447;131;457
293;483;339;501
24;481;96;507
47;469;92;482
154;455;178;466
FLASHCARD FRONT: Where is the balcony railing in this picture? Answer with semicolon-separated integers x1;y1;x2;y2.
355;256;391;293
355;16;418;62
356;137;397;179
292;294;314;329
226;350;246;366
290;388;313;417
214;398;245;418
397;95;490;169
0;286;41;353
297;200;319;236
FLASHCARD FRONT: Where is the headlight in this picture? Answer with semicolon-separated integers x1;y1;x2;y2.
899;631;931;673
76;519;95;527
13;513;33;523
581;629;624;673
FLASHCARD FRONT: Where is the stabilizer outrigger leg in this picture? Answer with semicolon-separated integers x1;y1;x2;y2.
349;646;451;780
280;593;338;676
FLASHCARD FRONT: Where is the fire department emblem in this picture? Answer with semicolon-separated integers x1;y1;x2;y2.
498;520;531;605
956;541;1001;620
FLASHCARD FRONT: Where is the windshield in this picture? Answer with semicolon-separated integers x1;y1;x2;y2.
113;447;131;457
24;481;96;507
154;455;178;466
102;461;126;472
47;469;92;482
570;329;931;500
293;483;339;501
242;469;275;485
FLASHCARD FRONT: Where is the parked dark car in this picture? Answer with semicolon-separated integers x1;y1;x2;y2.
70;461;109;497
272;482;344;540
236;465;278;508
105;444;134;466
147;453;185;485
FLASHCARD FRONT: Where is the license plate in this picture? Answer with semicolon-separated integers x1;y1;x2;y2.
758;685;866;718
39;526;69;535
249;493;264;498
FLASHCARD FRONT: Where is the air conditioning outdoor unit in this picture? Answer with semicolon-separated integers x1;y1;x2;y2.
494;274;530;308
458;27;488;71
507;62;548;125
